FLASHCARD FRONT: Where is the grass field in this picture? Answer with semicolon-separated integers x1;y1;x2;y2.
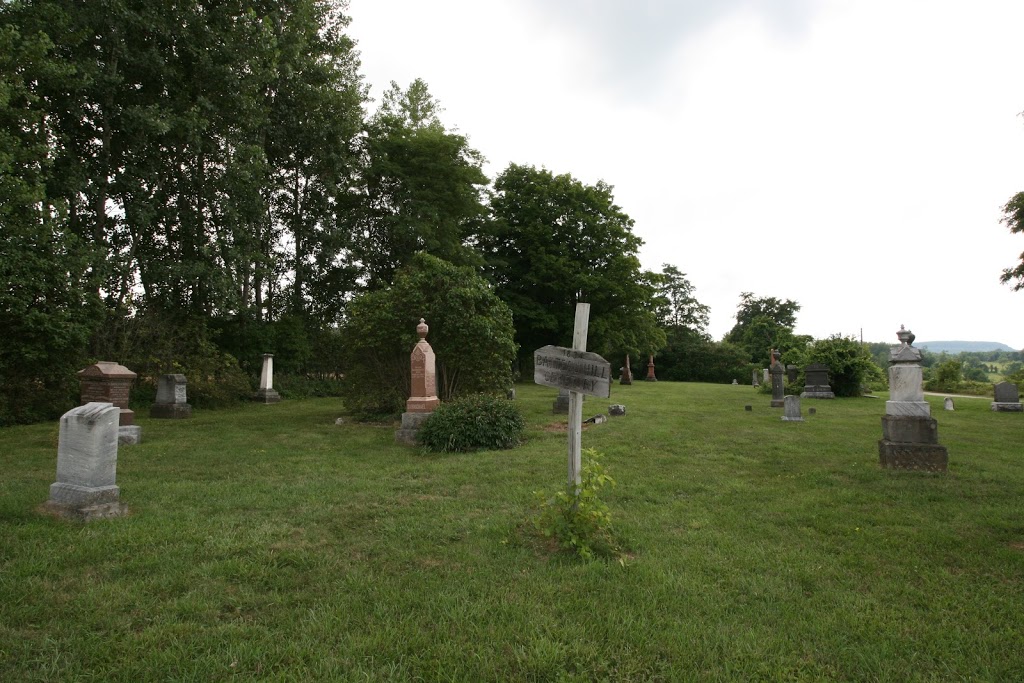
2;383;1022;681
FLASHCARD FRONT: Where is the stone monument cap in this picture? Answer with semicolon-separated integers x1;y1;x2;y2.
78;361;137;380
417;318;428;339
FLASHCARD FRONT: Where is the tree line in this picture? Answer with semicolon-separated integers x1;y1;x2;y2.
0;1;893;424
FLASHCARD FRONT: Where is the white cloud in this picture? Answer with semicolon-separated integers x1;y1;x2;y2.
349;0;1024;347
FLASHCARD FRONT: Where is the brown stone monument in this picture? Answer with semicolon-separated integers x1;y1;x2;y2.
395;319;440;445
620;354;632;385
78;362;141;444
645;354;657;381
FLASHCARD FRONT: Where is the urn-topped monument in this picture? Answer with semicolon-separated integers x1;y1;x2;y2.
395;319;440;445
878;325;948;471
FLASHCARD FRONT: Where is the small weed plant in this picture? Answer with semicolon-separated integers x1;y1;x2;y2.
417;393;525;452
532;449;623;561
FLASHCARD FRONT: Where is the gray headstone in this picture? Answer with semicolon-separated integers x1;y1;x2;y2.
994;382;1019;403
770;364;785;407
801;363;835;399
552;388;570;414
732;379;738;385
744;405;752;412
608;404;626;416
991;381;1023;412
943;397;954;411
45;402;127;521
786;364;798;384
151;373;192;419
752;369;760;387
781;395;803;421
584;414;607;425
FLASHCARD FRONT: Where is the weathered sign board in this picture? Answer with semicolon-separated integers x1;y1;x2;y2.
534;345;611;398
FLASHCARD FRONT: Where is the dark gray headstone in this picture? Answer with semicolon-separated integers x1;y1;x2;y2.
609;404;626;416
994;382;1019;403
770;364;785;407
801;362;835;399
151;373;192;419
991;381;1023;412
552;388;570;414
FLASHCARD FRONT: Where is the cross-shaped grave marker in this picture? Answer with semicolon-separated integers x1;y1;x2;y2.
534;303;611;488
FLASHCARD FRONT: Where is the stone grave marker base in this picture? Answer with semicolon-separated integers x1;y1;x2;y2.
118;425;142;445
254;388;281;404
150;403;193;419
991;402;1023;412
878;441;948;472
395;411;432;445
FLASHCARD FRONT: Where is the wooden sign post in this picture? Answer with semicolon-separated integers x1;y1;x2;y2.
533;303;610;489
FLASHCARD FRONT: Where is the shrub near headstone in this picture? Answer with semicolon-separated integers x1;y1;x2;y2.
417;394;525;453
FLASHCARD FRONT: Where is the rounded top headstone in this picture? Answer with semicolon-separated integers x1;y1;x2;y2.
417;318;428;340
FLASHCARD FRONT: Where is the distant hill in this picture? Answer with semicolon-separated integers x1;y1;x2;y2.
916;341;1018;354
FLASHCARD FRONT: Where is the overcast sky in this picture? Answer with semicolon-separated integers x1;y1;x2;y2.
348;0;1024;349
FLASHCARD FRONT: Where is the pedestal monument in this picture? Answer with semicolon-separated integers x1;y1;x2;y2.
878;326;948;472
78;361;141;445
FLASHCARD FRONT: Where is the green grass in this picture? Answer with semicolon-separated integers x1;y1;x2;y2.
1;383;1022;681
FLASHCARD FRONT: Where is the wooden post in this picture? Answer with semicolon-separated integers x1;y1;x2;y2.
568;303;590;488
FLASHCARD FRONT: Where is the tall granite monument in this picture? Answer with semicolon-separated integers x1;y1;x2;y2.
878;325;948;472
254;354;281;403
620;355;632;385
770;363;785;408
395;319;441;445
645;354;657;381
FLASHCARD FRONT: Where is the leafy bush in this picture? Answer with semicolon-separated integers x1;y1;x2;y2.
531;449;623;561
805;335;884;397
339;253;517;419
417;394;525;453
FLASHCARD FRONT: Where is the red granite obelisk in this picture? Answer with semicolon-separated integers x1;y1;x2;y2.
645;354;657;381
396;319;440;444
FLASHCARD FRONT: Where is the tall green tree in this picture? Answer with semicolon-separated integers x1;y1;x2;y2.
723;292;802;365
1000;191;1024;291
484;163;664;364
356;79;489;289
0;15;101;424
